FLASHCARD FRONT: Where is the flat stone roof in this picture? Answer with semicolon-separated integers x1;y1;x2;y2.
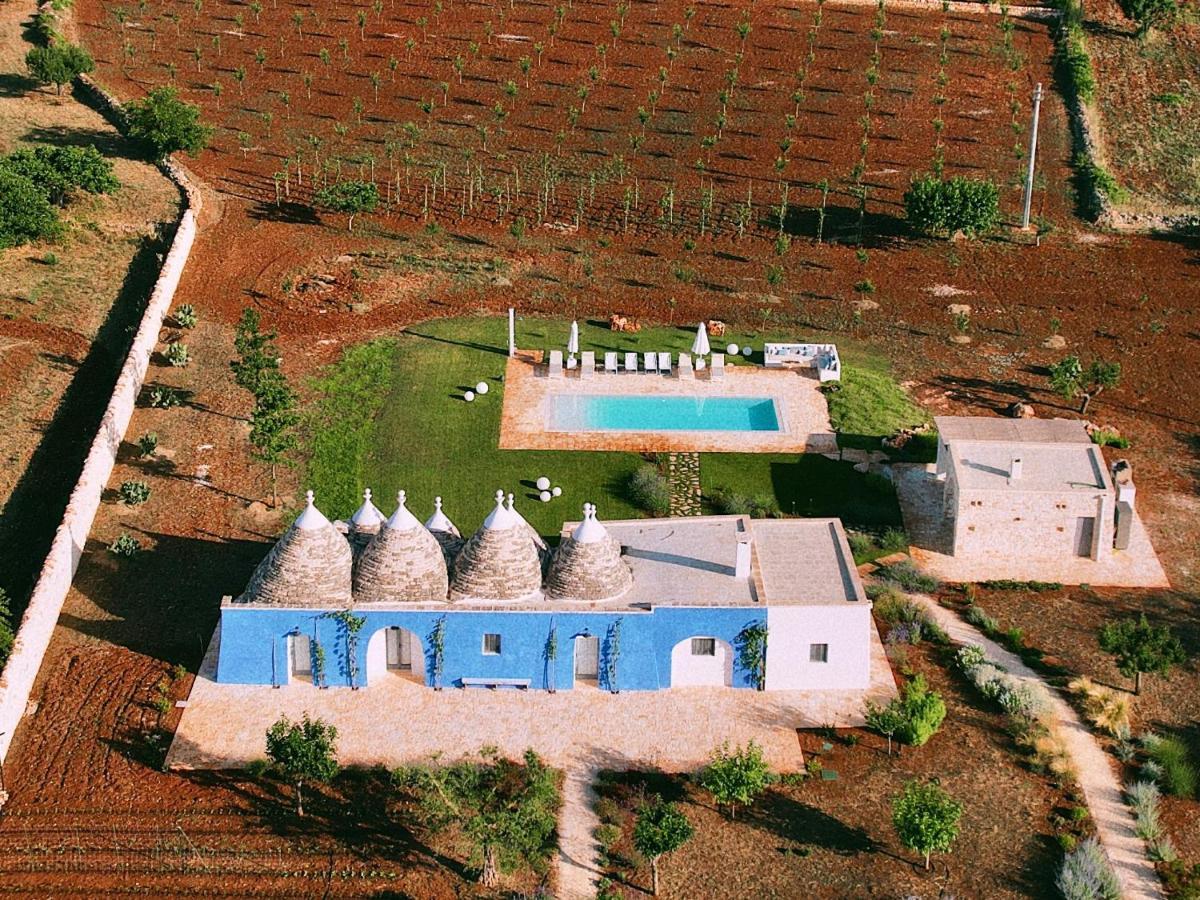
935;415;1091;445
948;441;1110;494
749;518;865;605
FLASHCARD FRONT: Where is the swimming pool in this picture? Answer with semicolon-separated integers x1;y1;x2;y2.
549;395;782;432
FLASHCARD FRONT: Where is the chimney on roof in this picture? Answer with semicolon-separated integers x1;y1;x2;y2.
735;529;753;579
1009;456;1023;484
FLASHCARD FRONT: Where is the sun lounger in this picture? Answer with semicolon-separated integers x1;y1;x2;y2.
643;352;657;373
580;350;595;379
548;350;564;378
657;352;671;374
566;355;578;370
711;352;725;379
678;353;694;380
604;351;618;374
625;351;638;373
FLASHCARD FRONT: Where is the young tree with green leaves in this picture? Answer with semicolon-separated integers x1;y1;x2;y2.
633;796;694;895
125;86;213;161
1098;614;1186;695
231;308;298;506
314;180;379;230
264;714;339;816
25;42;94;95
407;748;559;887
904;174;999;238
1119;0;1176;37
697;740;772;819
1047;355;1121;413
1;145;118;206
892;779;963;870
864;698;905;756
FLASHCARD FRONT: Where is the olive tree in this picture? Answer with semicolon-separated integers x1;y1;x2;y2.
1098;614;1186;695
696;740;771;819
314;180;379;230
125;86;213;161
1047;355;1121;414
892;779;963;870
632;796;693;896
904;174;999;238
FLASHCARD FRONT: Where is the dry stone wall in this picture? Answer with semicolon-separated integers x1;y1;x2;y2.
0;78;201;763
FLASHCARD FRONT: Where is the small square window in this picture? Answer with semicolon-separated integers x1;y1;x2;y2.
809;643;829;663
691;638;716;657
482;633;502;655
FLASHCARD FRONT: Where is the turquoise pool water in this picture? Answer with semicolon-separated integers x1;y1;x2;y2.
550;395;781;432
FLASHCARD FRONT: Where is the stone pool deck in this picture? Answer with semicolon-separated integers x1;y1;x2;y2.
498;351;836;453
166;622;895;772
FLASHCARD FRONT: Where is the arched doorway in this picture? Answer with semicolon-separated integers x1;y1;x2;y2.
573;634;600;687
670;636;733;687
365;627;426;685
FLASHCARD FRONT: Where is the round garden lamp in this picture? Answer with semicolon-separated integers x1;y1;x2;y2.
539;490;552;502
552;486;562;497
742;345;753;358
536;476;551;491
476;381;489;395
464;391;475;402
727;342;740;356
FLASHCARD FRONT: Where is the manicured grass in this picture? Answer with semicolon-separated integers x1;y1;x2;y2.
823;366;931;455
302;316;923;537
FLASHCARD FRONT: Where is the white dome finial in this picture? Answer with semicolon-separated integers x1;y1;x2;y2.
572;501;607;543
295;489;333;531
425;495;457;534
397;489;407;507
482;489;519;530
364;487;372;502
385;488;420;530
305;489;315;506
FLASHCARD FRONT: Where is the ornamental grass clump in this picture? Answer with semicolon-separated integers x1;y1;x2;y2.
1068;676;1133;737
876;561;939;594
1145;734;1197;798
627;464;669;516
1056;837;1121;900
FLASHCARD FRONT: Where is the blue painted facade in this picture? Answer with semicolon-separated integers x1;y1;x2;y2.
216;606;766;691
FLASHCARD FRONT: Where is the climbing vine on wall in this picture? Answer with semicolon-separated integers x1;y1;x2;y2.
605;618;623;693
545;619;558;694
329;609;366;689
430;616;446;690
735;621;769;691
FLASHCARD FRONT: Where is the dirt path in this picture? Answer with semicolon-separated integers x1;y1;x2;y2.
910;594;1165;900
558;769;603;900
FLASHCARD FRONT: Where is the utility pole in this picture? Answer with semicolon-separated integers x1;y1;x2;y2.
1021;82;1044;230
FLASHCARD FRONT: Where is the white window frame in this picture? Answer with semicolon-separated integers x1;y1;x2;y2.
691;637;716;657
809;643;829;663
482;633;502;655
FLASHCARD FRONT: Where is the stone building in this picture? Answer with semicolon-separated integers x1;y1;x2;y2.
215;489;875;694
934;416;1133;563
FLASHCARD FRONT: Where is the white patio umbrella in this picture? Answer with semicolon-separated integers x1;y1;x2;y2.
691;322;711;357
567;320;580;360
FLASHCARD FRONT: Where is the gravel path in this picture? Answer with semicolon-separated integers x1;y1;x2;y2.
557;769;602;900
911;594;1164;900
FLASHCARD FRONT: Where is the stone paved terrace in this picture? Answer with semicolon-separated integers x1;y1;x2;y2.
894;464;1169;588
498;351;836;453
167;623;896;772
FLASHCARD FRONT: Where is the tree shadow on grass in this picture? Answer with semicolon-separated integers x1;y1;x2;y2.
405;328;508;358
21;123;145;161
0;72;39;97
247;201;322;225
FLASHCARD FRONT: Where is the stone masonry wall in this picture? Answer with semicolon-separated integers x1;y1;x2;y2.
0;76;201;763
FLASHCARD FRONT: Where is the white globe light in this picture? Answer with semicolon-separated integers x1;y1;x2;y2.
476;381;489;394
742;345;753;357
464;391;475;402
539;490;552;502
551;486;562;497
536;476;551;491
727;343;740;355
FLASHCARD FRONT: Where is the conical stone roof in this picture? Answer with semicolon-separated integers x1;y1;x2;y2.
346;488;385;551
353;491;449;603
450;490;544;602
425;495;464;574
545;504;633;603
238;491;353;606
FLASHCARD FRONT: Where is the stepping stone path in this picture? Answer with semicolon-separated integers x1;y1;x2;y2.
667;453;702;516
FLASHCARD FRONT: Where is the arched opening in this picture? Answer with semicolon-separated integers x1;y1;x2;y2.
670;636;734;687
365;626;426;685
287;632;312;685
573;634;600;688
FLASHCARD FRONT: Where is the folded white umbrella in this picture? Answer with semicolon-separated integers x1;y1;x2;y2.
691;322;711;357
568;320;580;356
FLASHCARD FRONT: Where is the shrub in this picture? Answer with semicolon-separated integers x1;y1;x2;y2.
118;480;151;505
893;674;946;747
876;561;939;593
1147;735;1197;798
594;822;621;850
594;796;621;825
955;644;986;672
137;432;159;456
708;487;779;518
174;304;198;328
965;603;999;633
628;464;669;516
880;527;908;553
245;758;270;778
847;531;875;558
164;341;190;367
904;174;1000;238
1057;837;1121;900
109;533;141;557
0;588;15;668
0;166;61;249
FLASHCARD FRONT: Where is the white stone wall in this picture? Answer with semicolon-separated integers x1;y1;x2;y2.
0;87;201;762
764;605;872;691
951;488;1114;562
669;637;733;687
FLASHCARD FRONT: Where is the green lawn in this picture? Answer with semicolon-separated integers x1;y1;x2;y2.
301;316;921;538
